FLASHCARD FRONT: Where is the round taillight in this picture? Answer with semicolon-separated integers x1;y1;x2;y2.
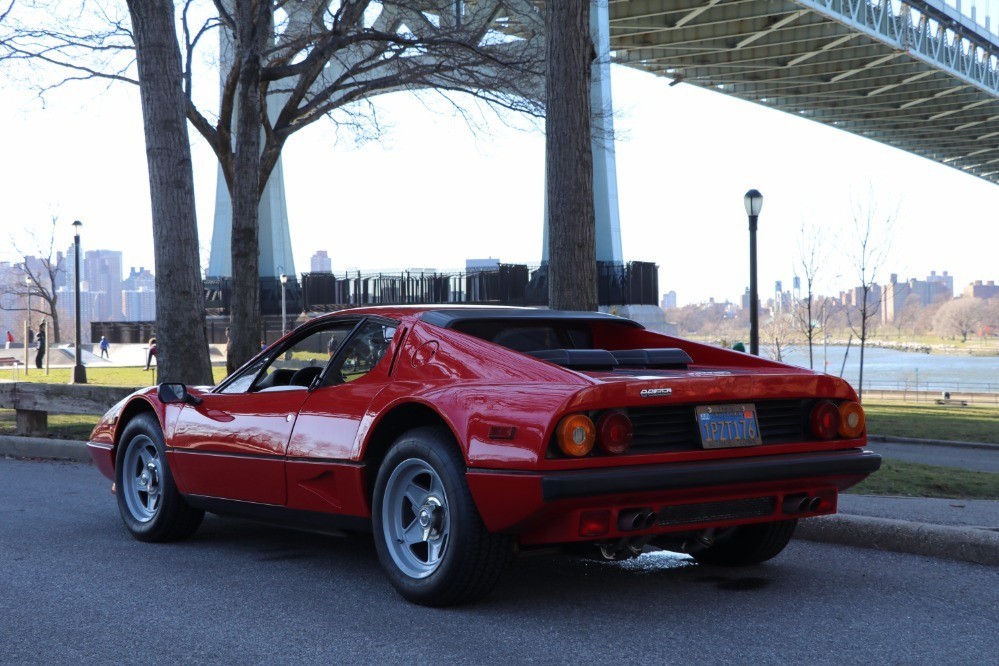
597;411;633;455
556;414;596;457
810;401;840;440
838;401;866;438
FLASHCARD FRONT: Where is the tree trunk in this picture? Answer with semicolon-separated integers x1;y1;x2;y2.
225;1;270;375
126;0;213;385
545;0;597;312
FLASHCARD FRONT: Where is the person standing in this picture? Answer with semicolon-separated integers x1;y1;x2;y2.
99;335;110;359
4;330;12;349
145;337;157;371
35;323;46;370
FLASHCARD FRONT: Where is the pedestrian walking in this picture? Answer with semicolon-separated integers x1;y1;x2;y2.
99;335;110;359
35;323;46;370
4;330;12;349
145;337;157;370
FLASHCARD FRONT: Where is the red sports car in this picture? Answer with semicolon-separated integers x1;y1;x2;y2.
88;306;880;605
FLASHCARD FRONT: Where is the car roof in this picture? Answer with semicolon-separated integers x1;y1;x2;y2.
311;305;644;329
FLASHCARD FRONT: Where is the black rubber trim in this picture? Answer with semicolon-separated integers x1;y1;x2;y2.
540;449;882;501
184;495;371;533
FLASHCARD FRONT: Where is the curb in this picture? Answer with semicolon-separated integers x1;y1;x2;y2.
867;434;999;451
796;513;999;567
0;436;91;463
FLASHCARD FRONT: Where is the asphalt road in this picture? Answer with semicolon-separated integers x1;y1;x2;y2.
2;458;997;665
867;440;999;473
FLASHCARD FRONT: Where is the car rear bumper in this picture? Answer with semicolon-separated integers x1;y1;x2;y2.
466;449;881;545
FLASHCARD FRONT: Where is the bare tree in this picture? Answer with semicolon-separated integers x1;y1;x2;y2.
844;194;896;401
792;223;825;369
124;0;215;384
932;298;984;342
0;216;65;343
3;1;546;372
762;309;795;362
545;0;596;311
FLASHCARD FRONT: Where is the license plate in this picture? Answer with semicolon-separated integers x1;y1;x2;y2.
695;404;762;449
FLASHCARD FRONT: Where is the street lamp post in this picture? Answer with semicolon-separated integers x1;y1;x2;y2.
24;275;31;373
71;220;87;384
280;273;288;336
744;189;763;356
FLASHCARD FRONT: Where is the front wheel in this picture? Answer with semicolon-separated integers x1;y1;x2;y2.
372;427;512;606
692;519;797;566
115;412;203;542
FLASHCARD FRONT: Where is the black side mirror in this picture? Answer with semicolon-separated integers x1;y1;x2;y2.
157;382;203;405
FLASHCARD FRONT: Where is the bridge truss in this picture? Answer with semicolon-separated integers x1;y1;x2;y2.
608;0;999;182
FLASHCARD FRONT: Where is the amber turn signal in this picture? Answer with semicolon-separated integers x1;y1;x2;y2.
838;401;866;438
556;414;596;457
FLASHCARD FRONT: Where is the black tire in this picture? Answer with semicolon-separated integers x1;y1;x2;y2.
115;412;204;542
692;519;797;566
372;426;512;606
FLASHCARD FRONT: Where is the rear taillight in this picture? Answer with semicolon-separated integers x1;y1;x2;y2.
810;401;840;440
556;414;596;457
838;401;866;438
597;411;633;455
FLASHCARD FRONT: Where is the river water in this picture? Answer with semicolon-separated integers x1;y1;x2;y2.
773;344;999;394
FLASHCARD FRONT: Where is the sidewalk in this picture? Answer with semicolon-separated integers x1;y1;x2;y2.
0;435;996;567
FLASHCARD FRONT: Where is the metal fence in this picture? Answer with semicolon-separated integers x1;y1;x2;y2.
301;261;659;311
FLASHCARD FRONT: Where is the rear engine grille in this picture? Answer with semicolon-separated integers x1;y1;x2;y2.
657;496;776;526
628;400;812;454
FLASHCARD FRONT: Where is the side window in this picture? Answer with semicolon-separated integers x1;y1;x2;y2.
217;321;358;394
253;322;359;391
322;320;397;386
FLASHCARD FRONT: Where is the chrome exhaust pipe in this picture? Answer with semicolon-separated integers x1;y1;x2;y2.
807;496;822;512
617;508;655;532
782;494;809;515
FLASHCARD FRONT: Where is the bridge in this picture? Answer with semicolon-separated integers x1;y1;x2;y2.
607;0;999;183
206;0;999;299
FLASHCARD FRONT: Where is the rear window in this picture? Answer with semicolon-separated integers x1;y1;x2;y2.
453;320;593;352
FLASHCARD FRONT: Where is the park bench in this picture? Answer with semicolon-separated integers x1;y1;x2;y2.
0;357;23;381
0;383;136;437
935;398;969;406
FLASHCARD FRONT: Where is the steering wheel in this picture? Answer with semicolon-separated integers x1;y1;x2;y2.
289;366;322;388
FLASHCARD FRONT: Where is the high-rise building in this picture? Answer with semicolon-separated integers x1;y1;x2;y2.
123;289;156;322
660;291;677;309
310;251;332;273
963;280;999;299
83;250;124;322
124;266;155;291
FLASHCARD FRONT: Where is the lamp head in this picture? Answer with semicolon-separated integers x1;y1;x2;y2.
743;190;763;217
72;220;83;239
280;273;288;285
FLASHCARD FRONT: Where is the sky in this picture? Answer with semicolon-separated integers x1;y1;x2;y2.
3;9;999;306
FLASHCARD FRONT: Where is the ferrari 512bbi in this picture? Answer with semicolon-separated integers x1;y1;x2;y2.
88;307;880;606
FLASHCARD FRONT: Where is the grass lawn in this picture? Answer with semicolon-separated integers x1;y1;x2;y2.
863;400;999;444
846;459;999;500
6;365;230;387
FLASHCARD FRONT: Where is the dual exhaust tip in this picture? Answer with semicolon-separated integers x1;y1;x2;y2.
617;508;658;532
783;494;822;515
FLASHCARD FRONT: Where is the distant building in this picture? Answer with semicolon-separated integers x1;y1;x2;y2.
123;266;155;291
881;271;952;324
963;280;999;299
310;251;332;273
83;250;124;322
122;288;156;322
661;290;677;309
741;287;760;314
466;258;500;273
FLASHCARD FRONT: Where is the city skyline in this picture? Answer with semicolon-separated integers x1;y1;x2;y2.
4;63;999;306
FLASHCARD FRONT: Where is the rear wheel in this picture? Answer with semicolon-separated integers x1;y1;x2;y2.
372;427;512;606
692;520;797;566
115;412;203;542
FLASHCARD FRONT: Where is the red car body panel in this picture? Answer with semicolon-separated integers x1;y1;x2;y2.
88;305;880;546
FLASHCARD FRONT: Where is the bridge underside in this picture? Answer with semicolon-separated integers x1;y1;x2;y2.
608;0;999;183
